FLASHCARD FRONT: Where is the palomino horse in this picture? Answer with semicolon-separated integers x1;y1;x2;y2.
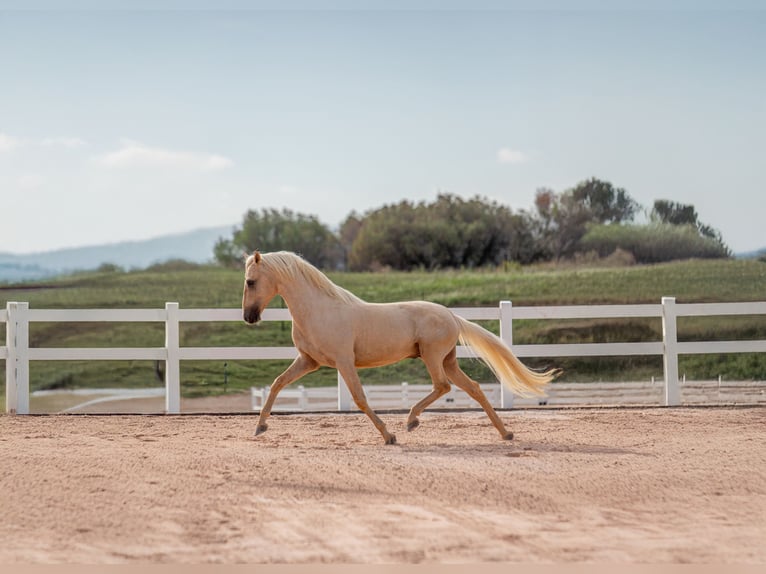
243;251;558;444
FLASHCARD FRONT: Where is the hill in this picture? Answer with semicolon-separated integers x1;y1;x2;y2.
0;225;233;283
737;247;766;259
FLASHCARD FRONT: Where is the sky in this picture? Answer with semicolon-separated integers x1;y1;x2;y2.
1;1;765;254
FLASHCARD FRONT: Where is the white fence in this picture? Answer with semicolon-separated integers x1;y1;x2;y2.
2;298;765;414
250;379;766;412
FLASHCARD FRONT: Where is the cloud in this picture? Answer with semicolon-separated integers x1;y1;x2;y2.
0;132;21;152
497;147;530;165
97;140;234;171
41;137;88;149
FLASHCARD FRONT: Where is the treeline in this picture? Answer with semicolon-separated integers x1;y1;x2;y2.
214;178;730;270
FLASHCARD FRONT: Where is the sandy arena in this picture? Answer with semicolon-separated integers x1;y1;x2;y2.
0;406;764;564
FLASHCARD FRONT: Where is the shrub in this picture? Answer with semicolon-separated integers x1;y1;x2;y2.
579;224;730;264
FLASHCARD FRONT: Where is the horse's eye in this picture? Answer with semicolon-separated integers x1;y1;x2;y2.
246;279;255;288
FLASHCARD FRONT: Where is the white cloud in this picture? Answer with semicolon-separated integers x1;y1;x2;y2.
0;132;21;152
97;140;234;171
497;147;530;165
41;137;88;149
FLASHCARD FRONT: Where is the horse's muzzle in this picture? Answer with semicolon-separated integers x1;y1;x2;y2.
243;307;261;325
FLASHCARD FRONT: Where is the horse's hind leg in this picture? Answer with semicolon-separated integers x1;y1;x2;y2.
406;353;451;432
337;363;397;445
255;353;318;436
444;353;514;440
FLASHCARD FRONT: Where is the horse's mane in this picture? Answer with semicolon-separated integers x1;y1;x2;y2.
261;251;362;305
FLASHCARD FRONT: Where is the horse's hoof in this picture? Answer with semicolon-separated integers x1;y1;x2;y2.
255;424;268;436
503;431;514;441
385;434;397;445
407;419;420;432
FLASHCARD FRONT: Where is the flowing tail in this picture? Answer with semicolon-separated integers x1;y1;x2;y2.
455;314;560;397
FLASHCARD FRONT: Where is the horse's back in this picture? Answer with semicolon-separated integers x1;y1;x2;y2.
362;300;457;333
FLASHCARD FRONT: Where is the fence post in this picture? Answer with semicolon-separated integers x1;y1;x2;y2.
337;371;352;411
661;296;680;406
5;302;16;414
298;385;307;410
165;302;181;414
5;302;30;415
499;300;514;409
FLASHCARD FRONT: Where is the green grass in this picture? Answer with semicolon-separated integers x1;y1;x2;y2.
2;258;765;396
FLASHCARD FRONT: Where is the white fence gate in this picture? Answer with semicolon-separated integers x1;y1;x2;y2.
2;298;765;414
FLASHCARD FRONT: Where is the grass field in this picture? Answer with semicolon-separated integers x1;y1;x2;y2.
1;258;765;397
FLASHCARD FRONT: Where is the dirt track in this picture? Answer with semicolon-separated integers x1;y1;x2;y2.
0;407;764;564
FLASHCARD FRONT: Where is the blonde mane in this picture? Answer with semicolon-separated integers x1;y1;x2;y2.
261;251;362;305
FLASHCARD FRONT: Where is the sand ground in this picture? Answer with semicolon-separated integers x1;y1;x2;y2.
0;406;764;564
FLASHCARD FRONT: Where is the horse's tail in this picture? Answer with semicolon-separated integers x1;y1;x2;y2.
454;314;560;397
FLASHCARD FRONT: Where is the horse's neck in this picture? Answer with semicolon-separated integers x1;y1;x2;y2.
278;280;343;325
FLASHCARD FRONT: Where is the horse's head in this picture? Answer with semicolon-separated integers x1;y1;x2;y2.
242;251;278;324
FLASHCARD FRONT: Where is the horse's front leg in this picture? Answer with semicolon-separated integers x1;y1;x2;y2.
337;362;397;445
255;353;318;436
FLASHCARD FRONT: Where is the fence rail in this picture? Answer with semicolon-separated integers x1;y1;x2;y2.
3;298;765;414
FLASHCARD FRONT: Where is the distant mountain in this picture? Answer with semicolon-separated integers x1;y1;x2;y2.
736;247;766;259
0;225;235;283
0;262;54;283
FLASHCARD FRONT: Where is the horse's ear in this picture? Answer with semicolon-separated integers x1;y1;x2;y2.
253;251;262;265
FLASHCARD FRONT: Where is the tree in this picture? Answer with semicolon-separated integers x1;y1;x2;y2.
348;194;535;270
651;200;699;226
214;208;342;269
532;179;641;260
651;200;730;255
532;188;593;260
338;211;364;268
570;177;640;224
502;211;542;264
